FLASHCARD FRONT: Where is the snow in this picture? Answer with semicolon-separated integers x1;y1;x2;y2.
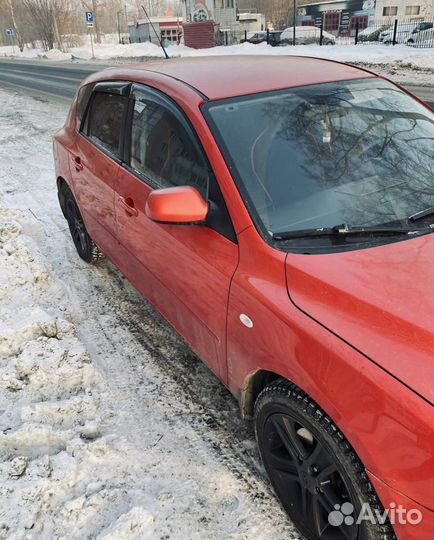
66;40;434;71
0;45;41;59
0;88;303;538
1;40;433;73
38;48;72;61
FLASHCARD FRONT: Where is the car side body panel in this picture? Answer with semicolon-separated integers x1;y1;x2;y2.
226;226;434;515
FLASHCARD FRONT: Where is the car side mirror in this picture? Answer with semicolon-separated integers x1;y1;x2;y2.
145;186;208;224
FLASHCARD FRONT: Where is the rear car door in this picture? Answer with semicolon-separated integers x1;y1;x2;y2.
70;82;130;258
115;84;239;381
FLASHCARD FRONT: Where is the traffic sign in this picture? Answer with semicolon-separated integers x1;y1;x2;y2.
85;11;94;26
5;28;15;37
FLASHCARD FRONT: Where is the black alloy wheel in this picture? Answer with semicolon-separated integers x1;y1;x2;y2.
255;380;395;540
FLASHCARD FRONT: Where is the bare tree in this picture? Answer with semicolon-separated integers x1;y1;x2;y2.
6;0;25;50
23;0;63;50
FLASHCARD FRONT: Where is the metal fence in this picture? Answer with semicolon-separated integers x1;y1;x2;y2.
220;18;434;48
353;18;434;47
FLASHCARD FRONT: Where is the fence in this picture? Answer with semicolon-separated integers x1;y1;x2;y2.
219;18;434;48
353;18;434;47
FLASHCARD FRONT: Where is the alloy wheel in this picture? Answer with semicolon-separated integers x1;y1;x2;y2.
263;412;359;540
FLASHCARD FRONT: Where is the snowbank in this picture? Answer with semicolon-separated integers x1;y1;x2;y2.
0;45;41;59
1;40;432;72
67;40;434;71
38;48;72;61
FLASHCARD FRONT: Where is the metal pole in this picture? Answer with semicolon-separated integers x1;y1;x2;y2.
392;18;398;45
355;21;359;44
125;4;128;42
90;28;95;59
141;4;169;59
293;0;296;45
117;11;121;43
320;24;323;45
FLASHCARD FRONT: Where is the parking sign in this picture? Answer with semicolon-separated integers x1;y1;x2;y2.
85;11;94;26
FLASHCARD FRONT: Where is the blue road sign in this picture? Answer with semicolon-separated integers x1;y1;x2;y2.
85;11;94;24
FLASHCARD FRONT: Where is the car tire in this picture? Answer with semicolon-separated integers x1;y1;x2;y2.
64;188;103;264
254;379;395;540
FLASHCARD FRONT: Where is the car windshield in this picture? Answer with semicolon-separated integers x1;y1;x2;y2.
205;78;434;242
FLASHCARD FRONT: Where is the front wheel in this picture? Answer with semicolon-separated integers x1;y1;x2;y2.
254;380;395;540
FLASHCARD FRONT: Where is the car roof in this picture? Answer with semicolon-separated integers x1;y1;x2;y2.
98;56;375;101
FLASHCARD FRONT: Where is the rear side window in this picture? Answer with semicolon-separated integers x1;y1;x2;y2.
85;92;127;157
130;89;209;198
76;83;95;129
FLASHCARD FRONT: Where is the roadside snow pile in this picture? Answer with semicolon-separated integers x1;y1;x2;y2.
0;208;156;539
0;46;41;59
69;41;171;60
38;48;72;61
67;40;434;71
0;201;297;539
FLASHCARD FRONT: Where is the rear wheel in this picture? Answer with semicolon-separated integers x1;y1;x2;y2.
64;188;103;264
254;380;395;540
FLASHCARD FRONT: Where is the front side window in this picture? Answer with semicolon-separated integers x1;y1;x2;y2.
86;92;127;157
205;78;434;250
130;88;209;198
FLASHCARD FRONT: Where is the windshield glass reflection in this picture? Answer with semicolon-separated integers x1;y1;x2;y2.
207;79;434;237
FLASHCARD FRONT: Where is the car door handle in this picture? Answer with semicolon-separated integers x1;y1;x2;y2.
118;196;138;217
72;155;84;172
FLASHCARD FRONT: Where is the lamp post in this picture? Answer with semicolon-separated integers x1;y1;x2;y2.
293;0;296;45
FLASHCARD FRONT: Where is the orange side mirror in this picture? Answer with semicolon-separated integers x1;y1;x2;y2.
145;186;208;224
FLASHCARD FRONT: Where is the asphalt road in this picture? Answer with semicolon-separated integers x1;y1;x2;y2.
0;58;433;107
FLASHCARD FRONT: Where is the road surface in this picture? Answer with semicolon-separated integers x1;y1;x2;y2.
0;58;433;108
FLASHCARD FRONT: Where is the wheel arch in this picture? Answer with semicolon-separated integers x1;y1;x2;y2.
240;369;283;420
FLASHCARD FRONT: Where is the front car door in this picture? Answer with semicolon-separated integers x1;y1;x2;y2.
115;84;239;381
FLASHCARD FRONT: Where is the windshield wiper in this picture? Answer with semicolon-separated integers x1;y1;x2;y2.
408;207;434;222
272;224;414;241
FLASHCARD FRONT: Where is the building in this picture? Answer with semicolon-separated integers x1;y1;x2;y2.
237;11;267;33
182;0;266;45
128;16;183;44
296;0;433;36
182;1;236;28
296;0;376;36
374;0;433;21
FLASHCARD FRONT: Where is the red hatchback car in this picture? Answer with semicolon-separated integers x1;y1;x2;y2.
53;56;434;540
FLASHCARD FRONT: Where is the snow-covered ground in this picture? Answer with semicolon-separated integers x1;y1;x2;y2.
0;40;433;72
0;88;304;538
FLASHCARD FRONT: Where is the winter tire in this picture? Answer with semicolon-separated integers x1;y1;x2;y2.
254;379;395;540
